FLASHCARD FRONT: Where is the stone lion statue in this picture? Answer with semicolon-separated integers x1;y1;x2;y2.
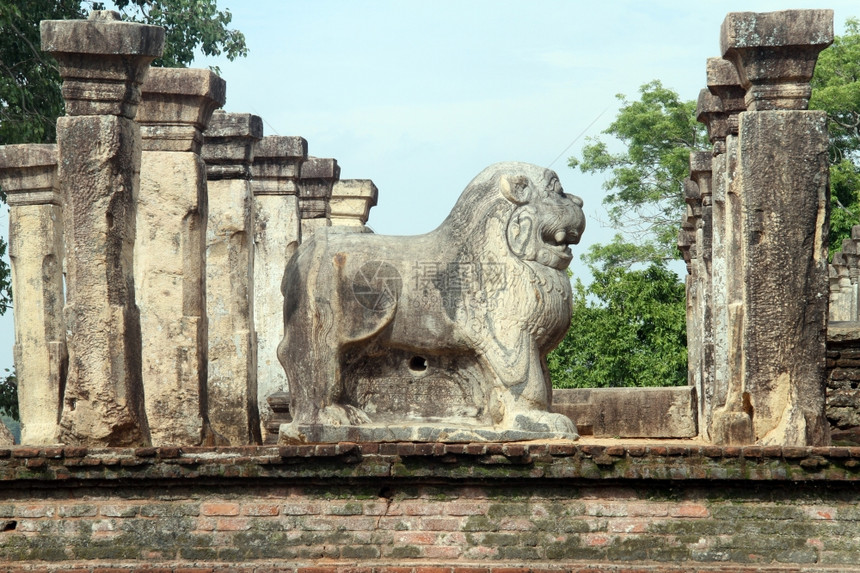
277;162;585;442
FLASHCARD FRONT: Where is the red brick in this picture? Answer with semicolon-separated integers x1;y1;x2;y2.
158;447;181;458
297;568;338;573
358;443;379;455
201;502;240;516
394;531;437;545
26;458;46;468
12;447;40;458
423;545;462;559
372;567;413;573
215;517;249;531
242;503;279;516
446;501;487;516
421;516;463;531
673;503;710;518
414;568;451;573
453;568;489;573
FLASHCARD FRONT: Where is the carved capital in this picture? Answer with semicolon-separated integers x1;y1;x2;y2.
0;144;60;207
696;89;727;154
299;157;340;219
202;111;263;180
40;11;164;118
138;68;226;153
689;151;713;201
720;10;833;111
330;179;379;227
706;58;746;135
251;136;309;196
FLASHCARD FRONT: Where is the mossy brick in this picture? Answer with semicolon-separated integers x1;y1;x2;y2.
340;544;382;559
139;503;200;517
487;503;530;518
386;544;421;558
57;504;98;517
498;545;543;560
326;501;364;515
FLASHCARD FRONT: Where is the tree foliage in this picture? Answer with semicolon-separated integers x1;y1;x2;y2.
548;259;687;388
99;0;247;69
810;17;860;255
569;80;709;265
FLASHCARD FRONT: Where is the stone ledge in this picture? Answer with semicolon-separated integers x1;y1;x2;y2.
0;442;858;483
6;564;860;573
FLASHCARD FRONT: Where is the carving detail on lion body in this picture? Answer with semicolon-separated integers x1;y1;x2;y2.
277;162;585;439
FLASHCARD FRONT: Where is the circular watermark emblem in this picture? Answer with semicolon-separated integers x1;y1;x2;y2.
352;261;402;311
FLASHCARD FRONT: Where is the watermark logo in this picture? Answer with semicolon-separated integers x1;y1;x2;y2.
352;261;402;310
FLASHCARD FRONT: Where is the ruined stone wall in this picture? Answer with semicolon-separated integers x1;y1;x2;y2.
1;444;860;570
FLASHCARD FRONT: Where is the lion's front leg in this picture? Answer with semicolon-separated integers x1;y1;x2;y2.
485;340;577;437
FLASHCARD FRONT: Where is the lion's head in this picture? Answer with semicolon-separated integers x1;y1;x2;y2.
500;167;585;270
442;162;586;271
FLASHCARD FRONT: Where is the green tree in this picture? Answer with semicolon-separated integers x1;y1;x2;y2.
810;17;860;254
0;0;247;419
549;258;687;388
569;80;709;267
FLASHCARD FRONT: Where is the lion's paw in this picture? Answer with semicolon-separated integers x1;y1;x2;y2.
317;404;372;426
512;411;578;436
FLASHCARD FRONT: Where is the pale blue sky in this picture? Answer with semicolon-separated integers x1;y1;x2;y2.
0;1;857;372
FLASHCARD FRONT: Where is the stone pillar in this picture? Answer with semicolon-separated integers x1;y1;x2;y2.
0;145;66;444
699;57;749;444
251;135;307;440
41;11;163;446
718;9;833;446
680;176;702;437
202;110;263;445
830;226;860;321
299;157;339;238
135;68;226;445
330;180;378;229
689;151;714;440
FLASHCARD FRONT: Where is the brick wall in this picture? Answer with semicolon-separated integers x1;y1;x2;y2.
826;323;860;444
1;443;860;572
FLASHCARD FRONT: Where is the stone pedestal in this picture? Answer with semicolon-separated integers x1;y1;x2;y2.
251;135;307;441
136;68;226;445
0;145;66;444
202;110;263;445
715;9;833;446
41;11;163;446
330;180;378;229
299;157;339;238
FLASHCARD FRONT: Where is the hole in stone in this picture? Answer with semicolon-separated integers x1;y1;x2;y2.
408;356;428;372
106;212;114;230
378;486;393;499
1;521;16;532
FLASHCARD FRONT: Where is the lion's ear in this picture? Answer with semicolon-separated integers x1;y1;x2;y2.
500;174;531;205
507;211;533;257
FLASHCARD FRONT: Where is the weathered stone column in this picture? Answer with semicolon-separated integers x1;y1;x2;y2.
679;176;701;436
0;145;66;444
202;110;263;445
299;157;339;238
135;68;226;445
699;57;749;444
719;9;833;446
689;151;714;439
330;180;378;229
251;135;307;440
41;11;163;446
